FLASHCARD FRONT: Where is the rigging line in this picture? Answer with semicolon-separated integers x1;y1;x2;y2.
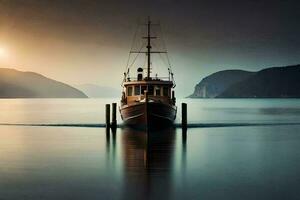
158;23;167;54
152;26;164;53
128;41;147;69
159;24;173;71
156;54;167;76
151;46;168;77
151;42;169;69
121;23;146;85
159;53;169;70
124;23;140;73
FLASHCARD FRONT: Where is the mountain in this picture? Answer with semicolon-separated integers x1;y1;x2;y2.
74;84;120;98
218;65;300;98
0;68;87;98
189;70;254;98
189;65;300;98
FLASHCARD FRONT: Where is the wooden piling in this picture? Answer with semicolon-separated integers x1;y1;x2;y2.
182;127;187;142
182;103;187;129
111;103;117;129
106;104;110;129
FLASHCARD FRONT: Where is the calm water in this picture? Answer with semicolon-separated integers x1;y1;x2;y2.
0;99;300;200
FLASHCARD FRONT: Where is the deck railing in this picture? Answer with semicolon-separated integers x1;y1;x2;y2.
126;76;171;82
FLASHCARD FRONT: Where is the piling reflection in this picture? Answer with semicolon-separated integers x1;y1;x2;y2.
121;127;176;200
182;128;187;172
105;127;118;174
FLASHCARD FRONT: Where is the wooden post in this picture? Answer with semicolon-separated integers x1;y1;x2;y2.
182;103;187;129
111;103;117;129
182;127;187;142
106;104;110;129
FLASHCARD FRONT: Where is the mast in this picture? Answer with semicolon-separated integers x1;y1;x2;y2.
147;17;151;79
127;17;169;81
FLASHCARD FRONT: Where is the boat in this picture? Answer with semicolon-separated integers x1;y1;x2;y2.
120;18;177;130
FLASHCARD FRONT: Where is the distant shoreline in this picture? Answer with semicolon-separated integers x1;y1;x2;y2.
189;65;300;98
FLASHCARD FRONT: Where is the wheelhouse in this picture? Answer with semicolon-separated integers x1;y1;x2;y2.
122;80;175;105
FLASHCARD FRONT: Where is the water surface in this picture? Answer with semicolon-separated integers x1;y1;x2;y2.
0;99;300;200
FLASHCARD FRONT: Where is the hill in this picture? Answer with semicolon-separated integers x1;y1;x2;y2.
189;64;300;98
0;68;87;98
189;70;254;98
218;65;300;98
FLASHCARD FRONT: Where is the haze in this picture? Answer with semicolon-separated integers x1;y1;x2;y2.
0;0;300;97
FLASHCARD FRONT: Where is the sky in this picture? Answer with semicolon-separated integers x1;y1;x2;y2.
0;0;300;97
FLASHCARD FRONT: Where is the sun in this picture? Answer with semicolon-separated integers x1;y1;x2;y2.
0;46;8;60
0;47;8;58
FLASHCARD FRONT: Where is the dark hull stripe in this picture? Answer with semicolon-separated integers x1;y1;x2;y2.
120;102;177;128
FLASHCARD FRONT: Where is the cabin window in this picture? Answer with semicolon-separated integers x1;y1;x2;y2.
148;85;154;95
141;86;147;95
163;87;169;96
127;86;133;96
134;85;140;95
155;86;161;96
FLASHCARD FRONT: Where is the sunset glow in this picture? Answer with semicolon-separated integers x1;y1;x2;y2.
0;47;8;59
0;0;299;97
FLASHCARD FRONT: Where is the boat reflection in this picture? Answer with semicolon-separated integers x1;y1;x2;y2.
121;127;176;200
105;126;187;199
